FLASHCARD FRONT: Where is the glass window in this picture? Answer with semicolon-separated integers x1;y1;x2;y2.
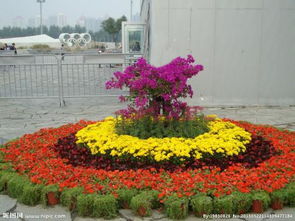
128;30;142;53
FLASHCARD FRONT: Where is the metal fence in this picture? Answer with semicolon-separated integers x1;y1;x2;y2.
0;54;138;105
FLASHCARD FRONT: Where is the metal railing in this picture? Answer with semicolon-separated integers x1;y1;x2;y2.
0;53;139;105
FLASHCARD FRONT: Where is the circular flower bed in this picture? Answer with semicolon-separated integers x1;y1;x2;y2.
1;56;295;219
0;119;295;219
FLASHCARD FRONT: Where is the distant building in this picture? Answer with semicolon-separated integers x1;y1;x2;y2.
27;17;38;27
76;16;102;32
48;16;58;26
85;17;101;32
96;18;103;31
76;16;86;27
57;13;67;27
27;15;42;28
13;16;25;28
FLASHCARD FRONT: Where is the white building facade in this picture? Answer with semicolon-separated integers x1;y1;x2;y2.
57;13;67;27
140;0;295;106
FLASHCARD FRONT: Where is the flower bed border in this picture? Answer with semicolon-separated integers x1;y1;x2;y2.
0;120;295;219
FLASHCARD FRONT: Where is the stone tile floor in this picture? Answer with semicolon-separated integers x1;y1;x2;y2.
0;98;295;220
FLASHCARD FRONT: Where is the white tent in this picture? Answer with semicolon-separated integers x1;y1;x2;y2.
0;34;60;48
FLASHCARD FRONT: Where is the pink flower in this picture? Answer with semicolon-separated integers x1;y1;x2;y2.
119;96;126;102
105;55;204;119
135;97;148;107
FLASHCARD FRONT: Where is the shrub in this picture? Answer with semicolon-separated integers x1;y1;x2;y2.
285;182;295;189
164;196;189;220
92;194;118;219
271;189;288;204
251;191;271;210
20;183;44;206
0;147;4;161
0;162;14;172
144;190;161;209
285;184;295;207
231;192;252;214
60;187;84;210
130;191;160;217
191;195;213;217
106;55;204;119
117;188;138;209
17;46;27;49
115;114;209;139
41;185;60;207
0;172;16;192
7;175;30;199
287;190;295;207
213;195;234;214
130;195;152;217
77;194;97;217
270;189;288;210
31;44;51;50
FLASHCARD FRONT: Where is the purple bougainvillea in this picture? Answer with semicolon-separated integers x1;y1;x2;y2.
105;55;204;118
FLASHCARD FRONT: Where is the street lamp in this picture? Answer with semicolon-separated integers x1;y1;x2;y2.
130;0;133;21
37;0;46;35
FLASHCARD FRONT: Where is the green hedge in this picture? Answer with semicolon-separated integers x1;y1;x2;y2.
213;195;234;214
117;188;138;209
7;176;31;199
271;189;288;205
285;183;295;207
130;193;153;217
77;194;97;217
41;185;60;207
60;187;84;210
0;172;17;192
20;183;44;206
130;190;160;217
93;195;118;219
231;192;252;214
191;194;213;217
251;191;271;210
164;196;189;220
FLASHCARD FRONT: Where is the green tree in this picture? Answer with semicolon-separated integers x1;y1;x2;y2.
48;25;61;38
101;17;116;42
74;25;86;33
0;23;123;42
116;15;127;32
61;25;75;33
101;16;127;42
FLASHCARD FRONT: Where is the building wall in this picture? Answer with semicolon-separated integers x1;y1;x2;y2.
142;0;295;106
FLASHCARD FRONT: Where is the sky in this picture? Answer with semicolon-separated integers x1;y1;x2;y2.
0;0;141;27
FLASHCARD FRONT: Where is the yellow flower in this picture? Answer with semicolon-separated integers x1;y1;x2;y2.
75;116;251;162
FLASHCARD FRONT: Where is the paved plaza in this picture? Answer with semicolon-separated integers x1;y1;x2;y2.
0;98;295;220
0;98;294;143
